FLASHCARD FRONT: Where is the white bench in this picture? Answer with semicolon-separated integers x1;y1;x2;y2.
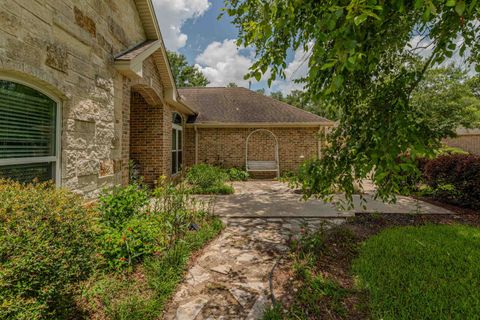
246;160;279;178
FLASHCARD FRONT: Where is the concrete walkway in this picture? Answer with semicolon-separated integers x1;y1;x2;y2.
212;180;452;218
164;181;452;319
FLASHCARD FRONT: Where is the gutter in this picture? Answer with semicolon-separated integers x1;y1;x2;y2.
184;122;335;128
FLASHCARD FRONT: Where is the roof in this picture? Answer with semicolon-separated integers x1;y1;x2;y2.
113;0;194;114
456;127;480;135
178;87;333;126
115;40;158;61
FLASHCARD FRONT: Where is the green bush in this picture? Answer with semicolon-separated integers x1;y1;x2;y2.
98;183;149;228
0;180;96;320
421;154;480;209
185;164;234;194
226;167;249;181
82;217;224;320
97;179;216;270
98;215;167;270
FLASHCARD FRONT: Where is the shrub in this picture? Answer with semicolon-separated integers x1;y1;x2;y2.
98;183;149;228
422;154;480;209
185;164;234;194
97;179;216;270
0;180;96;320
226;167;249;181
97;215;167;270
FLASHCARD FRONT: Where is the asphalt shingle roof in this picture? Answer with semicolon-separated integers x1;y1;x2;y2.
179;87;332;124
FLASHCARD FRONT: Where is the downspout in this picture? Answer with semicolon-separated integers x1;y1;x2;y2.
317;126;322;159
194;125;198;164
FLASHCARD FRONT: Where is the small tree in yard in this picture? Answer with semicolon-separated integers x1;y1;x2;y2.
223;0;480;204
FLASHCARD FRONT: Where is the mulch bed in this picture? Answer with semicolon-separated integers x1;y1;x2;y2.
273;201;480;319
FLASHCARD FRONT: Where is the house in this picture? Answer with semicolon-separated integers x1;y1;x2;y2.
180;87;332;178
442;128;480;155
0;0;332;197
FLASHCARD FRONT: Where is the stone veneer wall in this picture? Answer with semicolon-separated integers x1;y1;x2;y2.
443;135;480;155
184;127;323;175
0;0;168;198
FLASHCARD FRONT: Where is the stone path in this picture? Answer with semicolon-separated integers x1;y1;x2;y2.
163;217;344;319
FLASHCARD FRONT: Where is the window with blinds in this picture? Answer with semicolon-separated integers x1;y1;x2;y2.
0;80;58;183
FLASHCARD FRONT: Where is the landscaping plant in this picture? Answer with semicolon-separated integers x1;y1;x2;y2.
0;180;97;320
226;167;249;181
185;164;234;194
82;177;223;319
420;153;480;209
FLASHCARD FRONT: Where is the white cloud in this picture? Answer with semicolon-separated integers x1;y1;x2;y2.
273;44;312;94
195;39;255;87
152;0;210;50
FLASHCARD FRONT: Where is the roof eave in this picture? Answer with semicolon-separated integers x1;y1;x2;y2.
116;0;195;115
185;122;334;128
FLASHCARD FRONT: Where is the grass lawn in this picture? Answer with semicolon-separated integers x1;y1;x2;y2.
80;217;224;320
264;213;480;319
353;224;480;319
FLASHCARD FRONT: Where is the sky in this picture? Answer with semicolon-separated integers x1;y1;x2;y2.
151;1;477;93
152;0;305;94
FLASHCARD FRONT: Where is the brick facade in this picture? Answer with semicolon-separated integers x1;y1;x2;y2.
443;135;480;155
184;127;323;176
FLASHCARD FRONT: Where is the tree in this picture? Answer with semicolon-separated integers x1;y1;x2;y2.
226;82;238;87
411;66;480;137
270;90;340;120
224;1;480;203
167;51;209;87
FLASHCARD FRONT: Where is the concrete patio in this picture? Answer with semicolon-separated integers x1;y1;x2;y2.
210;180;452;218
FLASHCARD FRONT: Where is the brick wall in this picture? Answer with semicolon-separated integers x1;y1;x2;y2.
184;127;323;175
130;92;164;185
443;135;480;155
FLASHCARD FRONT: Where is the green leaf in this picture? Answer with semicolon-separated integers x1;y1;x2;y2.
455;0;466;15
414;0;424;9
354;14;368;26
475;65;480;73
446;0;456;6
321;61;337;70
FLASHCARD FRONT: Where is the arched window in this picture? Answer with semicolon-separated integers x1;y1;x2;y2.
0;79;60;183
171;112;183;174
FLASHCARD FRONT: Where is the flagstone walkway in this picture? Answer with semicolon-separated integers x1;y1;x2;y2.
163;217;344;320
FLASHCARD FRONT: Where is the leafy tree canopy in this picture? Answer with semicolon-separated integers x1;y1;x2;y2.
270;90;340;120
411;65;480;137
224;0;479;203
167;51;209;88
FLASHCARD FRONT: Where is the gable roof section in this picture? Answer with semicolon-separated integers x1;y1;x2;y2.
179;87;333;126
114;0;194;114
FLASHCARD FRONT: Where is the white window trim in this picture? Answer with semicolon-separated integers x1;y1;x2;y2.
172;113;183;175
0;76;62;186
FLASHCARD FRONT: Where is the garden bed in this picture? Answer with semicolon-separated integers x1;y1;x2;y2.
265;212;480;319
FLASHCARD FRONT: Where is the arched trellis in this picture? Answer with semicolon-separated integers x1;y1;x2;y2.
245;129;280;178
